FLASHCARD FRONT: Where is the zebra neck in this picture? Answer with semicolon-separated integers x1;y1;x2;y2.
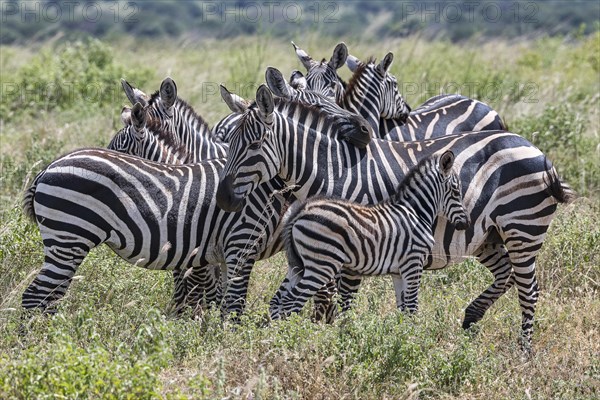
395;174;441;229
175;111;229;161
343;91;381;133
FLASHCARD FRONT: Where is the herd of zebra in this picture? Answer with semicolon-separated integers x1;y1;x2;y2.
22;42;575;352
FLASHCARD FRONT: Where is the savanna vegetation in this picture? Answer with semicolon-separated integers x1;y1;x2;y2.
0;28;599;399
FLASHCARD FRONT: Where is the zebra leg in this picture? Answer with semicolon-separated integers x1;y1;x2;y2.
337;269;363;313
463;243;513;330
170;269;188;316
505;243;540;353
311;279;338;323
185;266;211;316
270;264;303;320
280;263;337;319
402;260;424;313
204;265;222;307
269;277;289;319
222;257;258;321
22;244;90;312
391;274;408;311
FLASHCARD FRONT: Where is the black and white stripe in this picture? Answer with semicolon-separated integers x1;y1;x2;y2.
119;78;229;160
216;86;575;349
291;41;348;103
294;43;505;139
21;106;289;317
110;79;373;318
270;151;469;319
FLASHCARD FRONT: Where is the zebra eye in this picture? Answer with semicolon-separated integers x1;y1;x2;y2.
248;140;262;150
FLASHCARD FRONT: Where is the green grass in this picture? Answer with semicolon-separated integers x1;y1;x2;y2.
0;34;599;399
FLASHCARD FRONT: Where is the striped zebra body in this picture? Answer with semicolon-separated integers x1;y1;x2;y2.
21;147;289;313
23;149;226;310
270;151;469;319
216;86;575;349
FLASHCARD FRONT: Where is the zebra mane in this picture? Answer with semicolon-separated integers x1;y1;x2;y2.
143;114;191;162
148;90;214;134
245;96;342;124
388;154;438;204
343;56;377;100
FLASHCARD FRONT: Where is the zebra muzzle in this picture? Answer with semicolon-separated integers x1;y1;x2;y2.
454;217;470;231
216;175;245;212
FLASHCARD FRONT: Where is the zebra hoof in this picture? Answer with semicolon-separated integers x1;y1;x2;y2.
462;316;480;332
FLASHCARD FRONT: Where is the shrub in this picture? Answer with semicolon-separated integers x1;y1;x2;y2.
0;310;170;399
512;103;600;197
0;39;153;122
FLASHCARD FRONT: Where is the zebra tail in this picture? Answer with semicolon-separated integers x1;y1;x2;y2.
22;169;45;222
544;162;577;204
282;200;311;269
499;115;509;131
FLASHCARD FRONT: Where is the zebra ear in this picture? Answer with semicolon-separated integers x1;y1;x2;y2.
256;84;274;124
265;66;294;99
220;84;249;113
121;106;132;125
131;102;146;131
121;79;149;107
289;70;307;90
346;54;361;72
329;42;348;70
377;52;394;75
292;41;315;70
160;77;177;109
439;151;455;175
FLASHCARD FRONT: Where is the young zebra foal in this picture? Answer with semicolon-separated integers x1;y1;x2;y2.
270;151;469;320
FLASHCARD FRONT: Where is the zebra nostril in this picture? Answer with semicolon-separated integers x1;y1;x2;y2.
455;218;469;230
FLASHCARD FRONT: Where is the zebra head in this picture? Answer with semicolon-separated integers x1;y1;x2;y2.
120;77;178;141
216;84;371;212
346;52;411;127
214;85;252;143
265;66;374;146
108;102;148;153
436;151;469;230
289;70;307;90
108;102;188;164
291;41;347;102
216;84;279;212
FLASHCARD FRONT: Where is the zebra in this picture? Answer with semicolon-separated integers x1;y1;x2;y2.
114;78;232;312
21;102;298;317
291;42;506;138
119;78;229;160
343;53;507;139
215;85;575;350
270;150;469;320
291;41;348;102
109;79;372;319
